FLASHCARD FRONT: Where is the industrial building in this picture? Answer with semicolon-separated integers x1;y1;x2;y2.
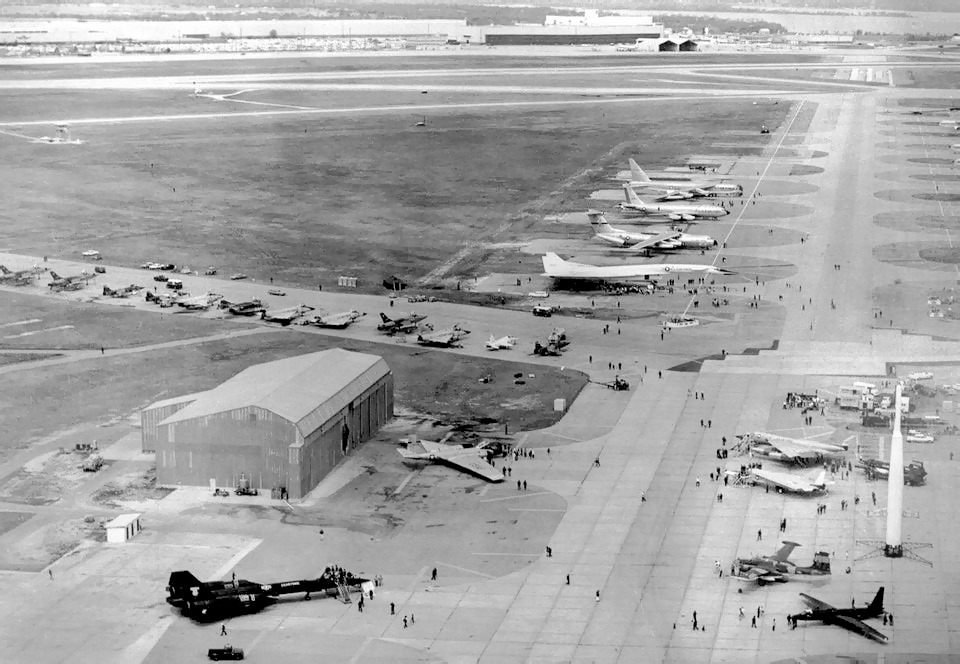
142;349;393;499
451;11;663;46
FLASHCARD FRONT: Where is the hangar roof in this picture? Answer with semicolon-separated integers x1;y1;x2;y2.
158;349;390;437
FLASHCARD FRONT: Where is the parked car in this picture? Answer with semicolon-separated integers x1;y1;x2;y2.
230;273;248;280
153;274;169;282
268;289;286;296
532;305;553;317
906;431;935;444
208;645;244;661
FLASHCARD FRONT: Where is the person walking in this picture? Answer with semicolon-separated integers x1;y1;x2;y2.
220;624;227;636
403;616;408;629
757;529;762;542
431;568;438;581
696;476;701;487
390;602;395;615
566;574;570;585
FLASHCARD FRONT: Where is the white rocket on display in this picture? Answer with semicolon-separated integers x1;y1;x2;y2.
885;383;904;557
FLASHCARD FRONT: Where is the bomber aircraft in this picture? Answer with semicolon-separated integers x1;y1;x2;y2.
619;185;729;221
587;211;715;251
788;588;888;643
626;159;742;198
396;436;504;482
733;541;831;586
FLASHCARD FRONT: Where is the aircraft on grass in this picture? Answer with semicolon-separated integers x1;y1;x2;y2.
416;324;470;347
626;159;742;198
177;292;223;310
736;432;847;464
377;312;427;335
587;211;715;251
302;310;366;329
261;304;314;325
788;588;888;643
102;284;144;298
620;185;729;221
36;124;83;145
396;436;504;482
486;335;518;350
541;253;731;283
746;467;827;495
733;541;831;586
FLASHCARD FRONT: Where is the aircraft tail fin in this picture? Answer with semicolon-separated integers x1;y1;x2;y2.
774;541;801;562
167;570;203;591
629;159;652;183
812;469;826;487
0;265;9;274
50;271;61;280
623;184;643;207
379;313;392;324
542;252;568;274
585;209;607;226
868;587;885;614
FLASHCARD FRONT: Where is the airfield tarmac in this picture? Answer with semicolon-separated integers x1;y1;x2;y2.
0;49;960;663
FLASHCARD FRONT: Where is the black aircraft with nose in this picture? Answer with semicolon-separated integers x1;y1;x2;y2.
788;587;888;643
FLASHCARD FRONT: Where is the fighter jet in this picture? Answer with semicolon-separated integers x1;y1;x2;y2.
303;310;366;329
0;265;39;286
486;335;518;350
733;542;831;586
377;312;427;335
146;290;182;307
737;432;847;464
542;253;732;284
48;270;95;291
102;284;144;298
626;159;742;198
587;211;715;251
417;324;470;347
396;436;504;482
747;467;827;495
620;185;729;221
788;588;887;643
177;292;223;310
261;304;314;325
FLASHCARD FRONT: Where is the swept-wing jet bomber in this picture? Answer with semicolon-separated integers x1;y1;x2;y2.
788;588;888;643
620;185;729;221
747;467;827;494
542;253;731;283
587;211;715;251
737;432;847;464
627;159;743;197
397;437;504;482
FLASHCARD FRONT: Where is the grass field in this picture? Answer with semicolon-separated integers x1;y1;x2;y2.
0;71;790;291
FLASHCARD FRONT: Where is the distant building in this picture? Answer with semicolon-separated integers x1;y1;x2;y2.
791;34;855;44
452;11;662;46
143;349;393;499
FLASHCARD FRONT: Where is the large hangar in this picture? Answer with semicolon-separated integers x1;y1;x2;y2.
143;349;393;499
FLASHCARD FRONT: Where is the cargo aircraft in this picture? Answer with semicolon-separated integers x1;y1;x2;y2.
747;467;827;495
788;588;887;643
303;310;365;329
620;185;729;221
417;324;470;347
733;541;831;586
587;211;715;251
626;159;742;197
377;312;427;335
397;436;504;482
542;253;731;284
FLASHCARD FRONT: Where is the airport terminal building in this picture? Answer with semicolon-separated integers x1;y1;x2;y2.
142;349;393;499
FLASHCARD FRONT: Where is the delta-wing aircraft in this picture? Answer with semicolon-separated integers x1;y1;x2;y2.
377;312;427;335
620;185;729;221
627;159;743;197
396;437;504;482
177;292;222;310
737;432;847;464
486;335;518;350
587;211;715;251
788;588;887;643
304;310;365;329
417;324;470;347
747;467;827;495
733;541;831;586
542;253;731;284
261;304;314;325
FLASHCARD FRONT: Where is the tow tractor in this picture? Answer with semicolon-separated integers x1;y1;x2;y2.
593;377;630;391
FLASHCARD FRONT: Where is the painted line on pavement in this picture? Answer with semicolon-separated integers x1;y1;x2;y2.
438;561;495;578
481;491;552;503
211;538;263;580
392;470;418;497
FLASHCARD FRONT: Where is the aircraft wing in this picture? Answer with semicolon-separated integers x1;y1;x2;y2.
750;468;817;494
629;232;683;252
825;614;889;643
799;593;835;611
442;452;505;482
766;436;822;460
542;253;724;280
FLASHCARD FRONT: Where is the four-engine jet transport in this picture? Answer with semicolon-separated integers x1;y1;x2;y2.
620;185;729;221
788;588;888;643
733;541;831;586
